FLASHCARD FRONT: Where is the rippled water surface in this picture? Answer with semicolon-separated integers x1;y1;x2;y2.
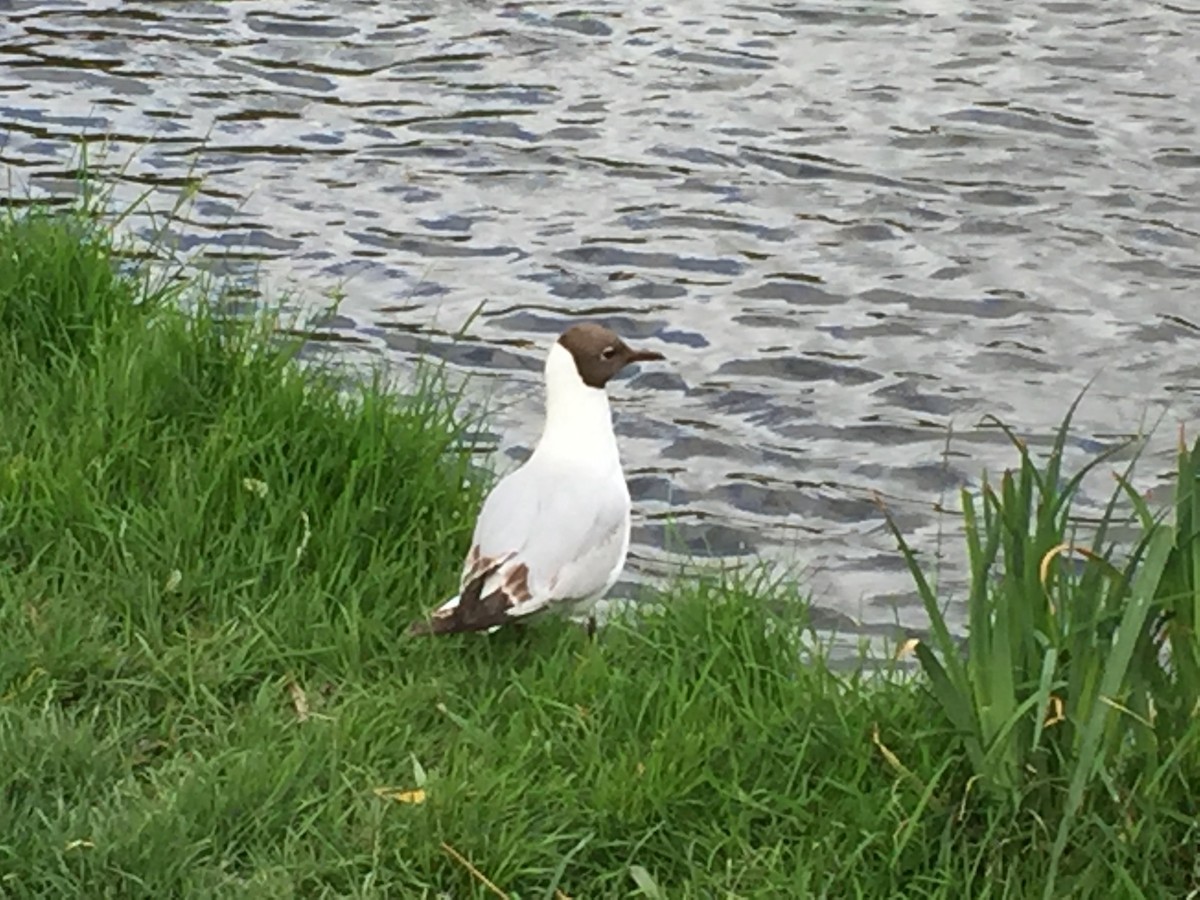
4;0;1199;636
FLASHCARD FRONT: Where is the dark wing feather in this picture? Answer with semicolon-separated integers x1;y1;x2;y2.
407;550;532;635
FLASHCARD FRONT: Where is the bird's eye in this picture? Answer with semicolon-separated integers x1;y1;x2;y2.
600;345;616;360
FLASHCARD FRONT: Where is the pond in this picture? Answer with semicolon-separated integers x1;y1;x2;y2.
3;0;1198;640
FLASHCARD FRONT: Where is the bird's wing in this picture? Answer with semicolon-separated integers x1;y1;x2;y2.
411;458;629;634
506;509;628;617
462;460;542;585
477;457;630;603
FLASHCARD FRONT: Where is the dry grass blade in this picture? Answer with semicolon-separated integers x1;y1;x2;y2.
1044;695;1065;727
287;679;310;722
442;841;509;899
1038;542;1113;590
373;786;426;804
872;724;922;789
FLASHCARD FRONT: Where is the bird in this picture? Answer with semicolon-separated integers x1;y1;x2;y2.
408;322;664;637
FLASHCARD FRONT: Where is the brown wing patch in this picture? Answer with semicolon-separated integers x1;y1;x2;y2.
502;563;532;604
460;545;488;588
409;550;531;636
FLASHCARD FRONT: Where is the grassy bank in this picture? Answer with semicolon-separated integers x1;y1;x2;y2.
1;201;1197;898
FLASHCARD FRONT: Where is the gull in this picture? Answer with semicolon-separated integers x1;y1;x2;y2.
408;322;664;636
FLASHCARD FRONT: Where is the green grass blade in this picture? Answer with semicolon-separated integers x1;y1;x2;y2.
964;487;996;737
1044;523;1174;899
1029;646;1061;754
913;642;985;774
880;505;970;689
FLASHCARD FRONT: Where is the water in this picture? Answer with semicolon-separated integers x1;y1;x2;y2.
3;0;1199;639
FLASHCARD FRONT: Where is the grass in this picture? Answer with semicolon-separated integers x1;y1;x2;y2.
1;197;1198;898
883;409;1200;899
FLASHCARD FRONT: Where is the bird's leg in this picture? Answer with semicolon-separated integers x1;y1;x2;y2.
586;615;597;640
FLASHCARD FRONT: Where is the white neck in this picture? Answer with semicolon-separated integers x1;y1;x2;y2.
532;342;620;464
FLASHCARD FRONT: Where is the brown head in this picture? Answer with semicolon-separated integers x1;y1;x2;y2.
556;322;665;389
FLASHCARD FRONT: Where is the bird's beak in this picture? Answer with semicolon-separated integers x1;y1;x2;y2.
625;347;665;363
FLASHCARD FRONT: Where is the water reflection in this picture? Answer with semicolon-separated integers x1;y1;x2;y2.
2;0;1198;645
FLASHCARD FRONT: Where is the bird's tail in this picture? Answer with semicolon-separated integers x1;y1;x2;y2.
407;594;461;636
